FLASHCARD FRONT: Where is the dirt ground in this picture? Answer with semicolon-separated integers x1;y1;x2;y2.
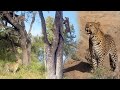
63;58;120;79
63;59;93;79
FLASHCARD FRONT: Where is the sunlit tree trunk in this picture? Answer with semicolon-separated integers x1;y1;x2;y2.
39;11;70;79
56;12;64;79
56;37;64;79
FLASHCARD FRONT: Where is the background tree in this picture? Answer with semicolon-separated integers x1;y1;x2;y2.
0;11;36;66
31;35;44;61
27;11;37;64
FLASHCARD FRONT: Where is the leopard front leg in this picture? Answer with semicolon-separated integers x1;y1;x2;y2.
97;57;104;69
91;55;98;73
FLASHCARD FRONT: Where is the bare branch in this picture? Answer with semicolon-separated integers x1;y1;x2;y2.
38;11;50;46
28;11;37;34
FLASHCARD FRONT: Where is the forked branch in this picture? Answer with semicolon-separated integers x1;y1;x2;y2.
38;11;50;46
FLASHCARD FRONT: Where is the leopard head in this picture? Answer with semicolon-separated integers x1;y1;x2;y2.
16;59;22;64
85;22;100;35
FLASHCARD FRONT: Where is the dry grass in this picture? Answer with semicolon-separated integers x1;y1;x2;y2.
0;60;45;79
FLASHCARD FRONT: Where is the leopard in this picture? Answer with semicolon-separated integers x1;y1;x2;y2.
4;59;22;74
85;22;119;73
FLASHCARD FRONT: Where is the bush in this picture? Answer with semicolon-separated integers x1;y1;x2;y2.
91;67;119;79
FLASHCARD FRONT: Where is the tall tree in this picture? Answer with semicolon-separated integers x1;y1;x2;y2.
0;11;34;66
46;16;76;62
39;11;70;79
27;11;37;64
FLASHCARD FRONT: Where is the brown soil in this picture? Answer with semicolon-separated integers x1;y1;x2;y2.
63;58;120;79
63;59;93;79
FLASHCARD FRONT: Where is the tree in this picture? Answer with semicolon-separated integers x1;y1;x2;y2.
0;26;20;61
63;22;77;61
0;11;36;66
27;11;37;64
45;16;76;61
39;11;70;79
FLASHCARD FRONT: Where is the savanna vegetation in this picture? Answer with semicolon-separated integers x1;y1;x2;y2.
0;11;76;79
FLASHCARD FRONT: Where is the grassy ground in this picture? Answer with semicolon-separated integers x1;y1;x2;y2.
0;60;45;79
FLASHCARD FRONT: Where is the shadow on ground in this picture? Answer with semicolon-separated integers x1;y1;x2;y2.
64;61;92;73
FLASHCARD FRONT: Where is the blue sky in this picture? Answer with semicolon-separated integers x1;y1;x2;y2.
25;11;80;41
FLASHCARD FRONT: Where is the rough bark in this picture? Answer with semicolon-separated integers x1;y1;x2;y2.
56;37;64;79
2;11;29;65
56;11;64;79
46;45;56;79
27;41;31;64
39;11;56;79
39;11;67;79
38;11;50;46
22;48;29;65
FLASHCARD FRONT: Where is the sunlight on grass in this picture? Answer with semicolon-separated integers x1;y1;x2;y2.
0;59;45;79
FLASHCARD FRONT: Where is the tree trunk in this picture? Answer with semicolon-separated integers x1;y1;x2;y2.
27;11;36;64
22;47;29;66
39;11;56;79
20;30;29;66
39;11;64;79
27;41;31;64
56;37;64;79
46;45;56;79
2;11;29;66
56;11;63;79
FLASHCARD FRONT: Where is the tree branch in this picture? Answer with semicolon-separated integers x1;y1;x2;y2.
38;11;50;46
52;11;62;45
2;11;23;30
28;11;37;34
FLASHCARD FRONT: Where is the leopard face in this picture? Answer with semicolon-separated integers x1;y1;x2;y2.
85;22;100;35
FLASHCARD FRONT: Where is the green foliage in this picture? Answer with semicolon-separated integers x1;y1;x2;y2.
71;54;80;61
63;76;70;79
63;24;76;59
0;12;46;79
0;39;16;61
45;16;76;60
0;27;20;61
46;16;54;44
31;35;44;60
